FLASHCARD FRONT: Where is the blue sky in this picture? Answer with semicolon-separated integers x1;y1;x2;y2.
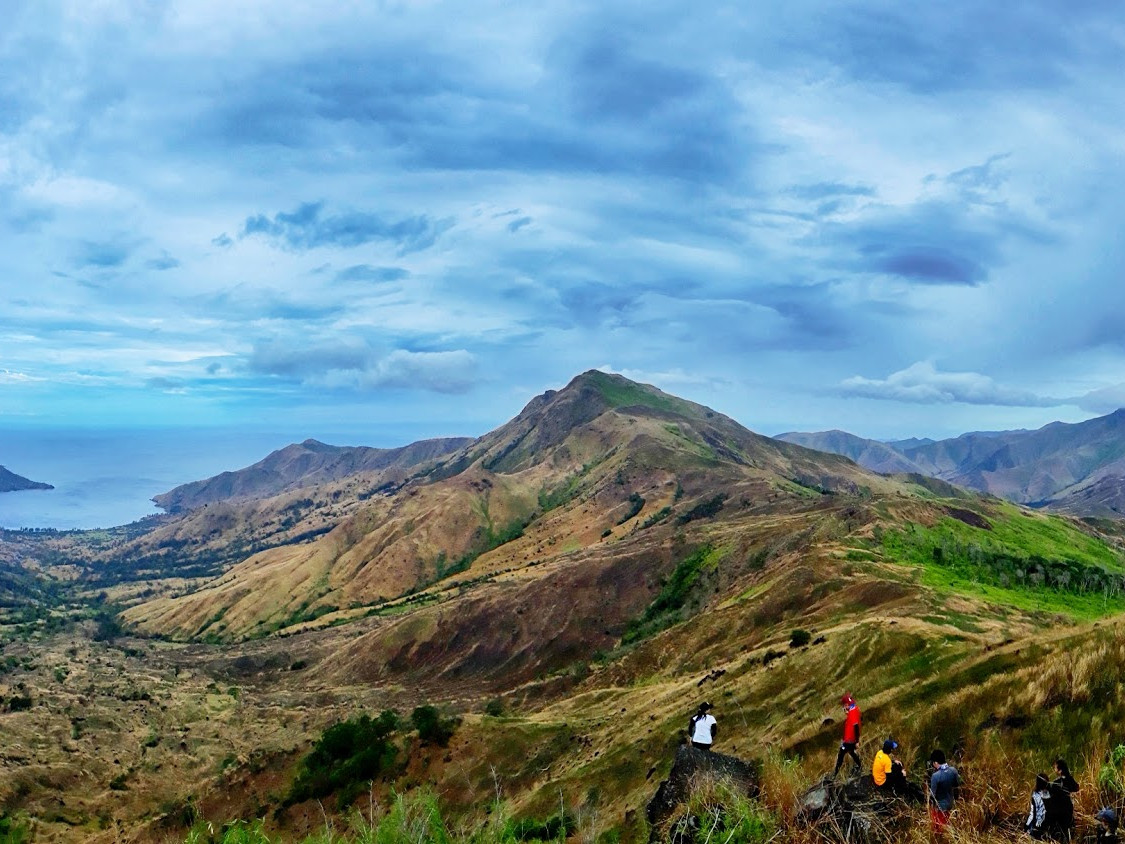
2;0;1125;444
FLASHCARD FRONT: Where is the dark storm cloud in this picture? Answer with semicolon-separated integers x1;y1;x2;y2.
241;202;453;255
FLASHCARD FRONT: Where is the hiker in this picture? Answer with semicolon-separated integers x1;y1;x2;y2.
1025;773;1051;839
927;748;960;833
1047;758;1079;841
832;692;862;778
688;702;717;750
1096;808;1119;844
873;738;924;803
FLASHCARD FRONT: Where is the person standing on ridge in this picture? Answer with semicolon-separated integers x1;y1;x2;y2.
688;702;717;751
928;748;961;833
833;692;862;778
1048;758;1079;841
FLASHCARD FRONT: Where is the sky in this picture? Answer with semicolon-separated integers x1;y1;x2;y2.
2;0;1125;445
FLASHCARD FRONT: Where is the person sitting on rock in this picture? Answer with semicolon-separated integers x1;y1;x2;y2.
1096;808;1119;843
1026;773;1052;839
872;738;922;801
688;702;717;750
833;693;862;778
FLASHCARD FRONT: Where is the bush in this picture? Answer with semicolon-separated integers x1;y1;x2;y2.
789;629;811;648
286;710;399;807
411;705;457;747
484;698;505;717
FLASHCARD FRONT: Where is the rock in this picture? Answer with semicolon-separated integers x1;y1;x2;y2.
646;744;760;836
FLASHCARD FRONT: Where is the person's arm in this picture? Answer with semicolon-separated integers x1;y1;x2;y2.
1027;796;1036;831
710;719;717;740
854;722;861;744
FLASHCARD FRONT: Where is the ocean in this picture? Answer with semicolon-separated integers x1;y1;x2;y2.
0;426;411;531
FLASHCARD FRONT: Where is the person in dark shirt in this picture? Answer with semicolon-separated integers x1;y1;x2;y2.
1047;758;1079;841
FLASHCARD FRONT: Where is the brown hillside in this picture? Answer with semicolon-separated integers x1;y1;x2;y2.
122;371;899;641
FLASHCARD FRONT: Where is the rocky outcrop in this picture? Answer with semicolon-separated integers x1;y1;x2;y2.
646;744;760;835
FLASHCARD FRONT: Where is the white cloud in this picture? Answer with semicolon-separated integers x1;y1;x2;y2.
1076;383;1125;415
840;362;1063;407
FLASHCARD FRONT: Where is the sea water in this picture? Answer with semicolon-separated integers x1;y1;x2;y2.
0;426;422;531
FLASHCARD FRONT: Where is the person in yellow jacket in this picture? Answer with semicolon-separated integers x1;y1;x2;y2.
873;738;923;802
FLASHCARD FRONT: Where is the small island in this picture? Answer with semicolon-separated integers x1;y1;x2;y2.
0;465;53;493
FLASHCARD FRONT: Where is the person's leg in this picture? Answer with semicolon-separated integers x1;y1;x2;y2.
846;744;862;772
833;744;847;776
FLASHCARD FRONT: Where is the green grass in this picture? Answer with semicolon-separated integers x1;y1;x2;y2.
584;370;689;415
623;545;725;644
880;506;1125;619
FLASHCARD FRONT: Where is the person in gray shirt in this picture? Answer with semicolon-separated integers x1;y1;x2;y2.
928;748;961;833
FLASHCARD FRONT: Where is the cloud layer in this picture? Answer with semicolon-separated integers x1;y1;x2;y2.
1;0;1124;440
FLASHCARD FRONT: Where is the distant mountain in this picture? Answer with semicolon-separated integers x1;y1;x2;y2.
775;430;924;475
153;436;473;512
777;408;1125;514
125;369;898;641
0;466;52;493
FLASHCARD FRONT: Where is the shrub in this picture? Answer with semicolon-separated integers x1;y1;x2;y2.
789;629;811;648
484;698;505;717
411;705;457;747
286;710;399;807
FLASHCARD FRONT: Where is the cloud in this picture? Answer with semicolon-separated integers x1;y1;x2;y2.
334;264;410;283
247;340;477;393
841;362;1064;407
507;216;532;233
73;239;133;269
211;233;233;248
787;182;876;201
248;339;372;378
0;369;44;384
240;202;453;254
1076;384;1125;415
146;253;180;271
871;247;985;285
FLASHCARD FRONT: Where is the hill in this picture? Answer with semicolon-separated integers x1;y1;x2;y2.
777;408;1125;515
775;430;924;474
152;436;472;513
0;465;52;493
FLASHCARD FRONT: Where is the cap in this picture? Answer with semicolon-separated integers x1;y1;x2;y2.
883;739;898;753
1097;808;1118;827
840;692;855;706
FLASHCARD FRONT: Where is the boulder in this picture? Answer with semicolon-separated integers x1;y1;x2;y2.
646;744;760;835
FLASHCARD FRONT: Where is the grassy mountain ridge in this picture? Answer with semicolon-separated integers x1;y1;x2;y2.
778;408;1125;516
153;436;472;513
120;371;899;642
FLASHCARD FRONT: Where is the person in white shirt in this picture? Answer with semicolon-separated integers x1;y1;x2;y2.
688;702;717;750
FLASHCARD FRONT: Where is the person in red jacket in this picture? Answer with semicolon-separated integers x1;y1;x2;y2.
833;692;862;777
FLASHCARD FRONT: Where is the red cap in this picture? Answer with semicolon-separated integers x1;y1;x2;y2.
841;692;855;706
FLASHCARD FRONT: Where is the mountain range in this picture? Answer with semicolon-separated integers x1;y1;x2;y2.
777;407;1125;517
5;370;1125;843
0;465;52;493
